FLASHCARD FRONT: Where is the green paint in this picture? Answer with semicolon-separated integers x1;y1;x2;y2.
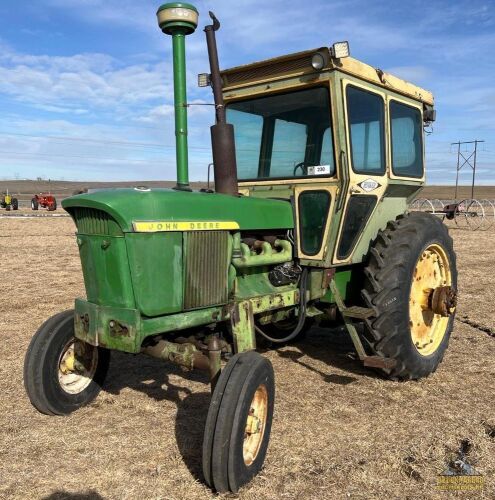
231;301;256;353
156;2;198;188
63;189;294;232
172;32;189;189
74;299;141;353
125;232;183;316
74;289;300;354
76;235;135;309
235;266;296;301
320;269;352;303
231;233;292;268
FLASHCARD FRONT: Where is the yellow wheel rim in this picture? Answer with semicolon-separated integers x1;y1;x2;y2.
410;244;453;356
243;384;268;466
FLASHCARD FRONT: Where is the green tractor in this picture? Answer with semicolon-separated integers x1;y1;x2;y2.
24;3;457;493
1;190;19;211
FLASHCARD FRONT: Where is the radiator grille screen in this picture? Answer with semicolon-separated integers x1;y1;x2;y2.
70;208;123;236
183;231;230;310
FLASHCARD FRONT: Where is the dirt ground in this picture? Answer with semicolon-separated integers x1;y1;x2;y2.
0;216;494;500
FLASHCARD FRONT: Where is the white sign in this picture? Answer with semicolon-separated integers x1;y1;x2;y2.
307;165;331;176
358;178;381;192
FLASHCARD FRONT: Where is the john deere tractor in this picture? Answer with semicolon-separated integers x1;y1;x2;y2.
24;3;457;493
1;190;19;211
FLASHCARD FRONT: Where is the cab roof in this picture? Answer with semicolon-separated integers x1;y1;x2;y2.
221;48;434;106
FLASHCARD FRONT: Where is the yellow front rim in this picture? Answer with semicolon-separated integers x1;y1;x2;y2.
409;244;453;356
243;384;268;466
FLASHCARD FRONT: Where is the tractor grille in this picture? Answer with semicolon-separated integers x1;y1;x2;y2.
183;231;230;310
70;208;123;236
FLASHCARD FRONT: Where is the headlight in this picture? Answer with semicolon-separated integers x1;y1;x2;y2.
311;50;330;71
331;41;350;59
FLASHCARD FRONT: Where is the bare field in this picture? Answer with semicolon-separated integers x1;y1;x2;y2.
0;218;494;500
1;180;494;208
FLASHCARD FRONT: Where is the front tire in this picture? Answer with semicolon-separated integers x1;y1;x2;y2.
203;351;275;493
24;310;110;415
362;212;457;380
31;198;39;210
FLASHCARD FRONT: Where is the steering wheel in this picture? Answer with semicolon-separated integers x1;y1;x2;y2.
293;162;309;176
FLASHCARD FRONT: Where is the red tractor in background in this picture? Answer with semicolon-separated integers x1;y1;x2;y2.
31;193;57;211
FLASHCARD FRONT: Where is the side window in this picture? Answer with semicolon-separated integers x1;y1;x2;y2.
346;86;385;175
390;101;423;178
228;109;263;179
298;190;331;255
320;128;335;174
270;119;308;178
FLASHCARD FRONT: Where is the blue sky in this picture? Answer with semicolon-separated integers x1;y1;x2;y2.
0;0;494;184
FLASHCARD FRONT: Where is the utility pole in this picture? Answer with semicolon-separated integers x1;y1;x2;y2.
451;140;484;200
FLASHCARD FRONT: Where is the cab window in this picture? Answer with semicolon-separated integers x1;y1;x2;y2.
390;100;423;178
226;87;335;180
346;85;385;175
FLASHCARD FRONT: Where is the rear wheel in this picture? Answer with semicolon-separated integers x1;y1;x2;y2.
12;198;18;210
203;351;275;493
362;212;457;380
24;310;110;415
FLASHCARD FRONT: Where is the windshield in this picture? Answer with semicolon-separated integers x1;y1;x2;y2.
226;87;334;181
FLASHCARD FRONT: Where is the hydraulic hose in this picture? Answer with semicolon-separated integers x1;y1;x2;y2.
254;268;309;344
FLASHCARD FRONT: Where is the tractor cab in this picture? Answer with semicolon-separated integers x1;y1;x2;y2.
219;46;435;266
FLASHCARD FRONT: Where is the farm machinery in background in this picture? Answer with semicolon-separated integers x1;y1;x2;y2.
24;3;459;494
1;191;19;211
31;193;57;211
410;198;495;230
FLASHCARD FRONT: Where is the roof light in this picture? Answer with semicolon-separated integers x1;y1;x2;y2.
331;41;350;59
198;73;211;87
311;50;329;71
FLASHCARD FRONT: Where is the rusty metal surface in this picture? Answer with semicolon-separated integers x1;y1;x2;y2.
431;285;457;317
142;339;210;371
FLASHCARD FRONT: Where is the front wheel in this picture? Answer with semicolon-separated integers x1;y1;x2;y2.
362;212;457;380
31;198;39;210
202;351;275;493
24;310;110;415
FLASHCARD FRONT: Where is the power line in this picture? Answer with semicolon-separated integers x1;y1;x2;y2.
452;140;485;199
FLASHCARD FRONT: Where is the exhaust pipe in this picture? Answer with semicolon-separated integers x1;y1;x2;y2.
204;12;239;196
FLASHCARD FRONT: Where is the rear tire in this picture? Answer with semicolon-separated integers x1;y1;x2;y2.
362;212;457;380
203;351;275;493
12;198;18;210
24;310;110;415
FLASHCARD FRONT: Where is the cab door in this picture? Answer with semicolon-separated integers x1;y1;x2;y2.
333;79;388;264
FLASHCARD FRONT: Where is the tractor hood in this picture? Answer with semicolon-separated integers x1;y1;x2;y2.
62;188;294;232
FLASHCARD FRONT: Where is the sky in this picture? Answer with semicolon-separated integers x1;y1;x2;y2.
0;0;494;185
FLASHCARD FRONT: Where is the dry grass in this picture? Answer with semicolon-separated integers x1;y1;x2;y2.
0;217;494;500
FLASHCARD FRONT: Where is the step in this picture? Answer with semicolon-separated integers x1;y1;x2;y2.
341;306;375;320
363;355;397;370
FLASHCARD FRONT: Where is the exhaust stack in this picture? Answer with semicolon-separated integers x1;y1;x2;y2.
204;12;239;196
157;2;199;191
